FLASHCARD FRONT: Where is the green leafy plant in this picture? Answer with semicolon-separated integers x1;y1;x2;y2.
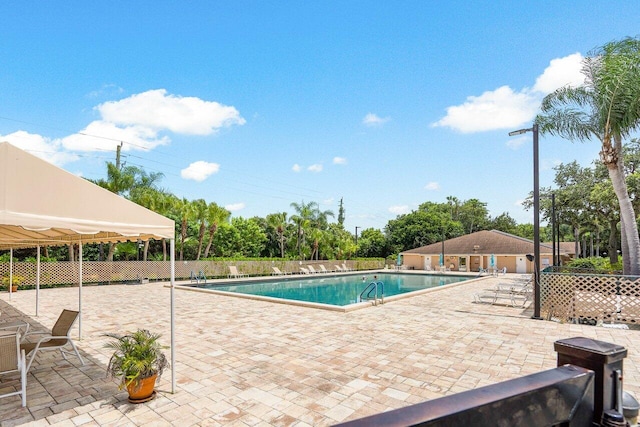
105;329;169;390
2;274;25;288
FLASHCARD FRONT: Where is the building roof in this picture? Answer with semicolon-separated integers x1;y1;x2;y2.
400;230;574;256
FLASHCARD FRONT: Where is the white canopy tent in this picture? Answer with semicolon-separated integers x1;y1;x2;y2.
0;141;178;392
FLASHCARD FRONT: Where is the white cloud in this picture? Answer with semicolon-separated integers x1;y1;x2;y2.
4;89;245;163
180;161;220;182
292;163;302;172
433;53;586;133
322;198;334;205
363;113;390;127
542;158;562;171
432;86;539;133
424;181;440;191
308;164;323;172
532;53;584;94
0;130;78;165
225;202;245;212
389;205;410;215
506;136;527;150
87;83;124;98
333;156;347;165
97;89;245;135
62;120;169;152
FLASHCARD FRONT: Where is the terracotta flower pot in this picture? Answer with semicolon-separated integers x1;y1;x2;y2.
126;373;157;402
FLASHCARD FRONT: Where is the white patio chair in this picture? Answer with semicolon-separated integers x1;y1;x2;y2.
20;309;84;372
318;265;333;273
307;266;319;274
228;266;248;278
272;267;291;276
0;330;27;407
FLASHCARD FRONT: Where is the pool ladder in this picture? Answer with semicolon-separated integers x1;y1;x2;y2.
360;281;384;305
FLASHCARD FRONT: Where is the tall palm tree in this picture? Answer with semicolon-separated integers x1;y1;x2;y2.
174;198;195;261
266;212;288;258
290;201;318;259
203;203;230;258
537;37;640;274
192;199;208;260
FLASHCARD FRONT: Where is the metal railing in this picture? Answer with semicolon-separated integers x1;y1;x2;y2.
359;281;384;305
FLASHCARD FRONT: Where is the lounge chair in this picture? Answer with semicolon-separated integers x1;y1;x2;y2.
300;267;310;274
307;266;319;274
228;266;248;278
335;265;344;272
20;309;85;372
319;265;333;273
341;263;352;272
0;331;27;406
272;267;291;276
473;282;532;308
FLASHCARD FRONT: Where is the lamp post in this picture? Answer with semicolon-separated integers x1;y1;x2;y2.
509;124;541;319
355;226;360;246
551;193;556;267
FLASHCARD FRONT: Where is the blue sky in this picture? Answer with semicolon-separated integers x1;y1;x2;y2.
1;2;639;232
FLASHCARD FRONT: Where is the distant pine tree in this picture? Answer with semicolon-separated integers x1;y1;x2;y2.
337;197;345;226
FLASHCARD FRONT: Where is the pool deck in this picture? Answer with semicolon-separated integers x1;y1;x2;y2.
1;271;639;426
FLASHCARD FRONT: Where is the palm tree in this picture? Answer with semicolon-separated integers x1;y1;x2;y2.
290;201;319;259
537;37;640;274
266;212;288;258
174;198;195;261
192;199;208;260
203;203;230;258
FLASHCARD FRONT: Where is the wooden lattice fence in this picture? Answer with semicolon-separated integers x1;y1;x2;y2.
0;259;385;287
541;271;640;325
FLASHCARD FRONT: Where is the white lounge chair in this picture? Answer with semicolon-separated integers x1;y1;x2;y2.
319;265;333;273
0;330;27;406
335;265;344;272
341;263;352;272
473;282;532;308
272;267;291;276
300;267;310;274
228;266;248;278
20;309;84;372
307;266;319;274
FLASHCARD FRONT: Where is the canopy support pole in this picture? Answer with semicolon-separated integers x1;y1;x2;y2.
170;237;176;394
36;246;40;316
79;242;83;340
9;248;13;300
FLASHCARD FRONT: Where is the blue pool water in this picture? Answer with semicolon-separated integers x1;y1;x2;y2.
198;273;468;306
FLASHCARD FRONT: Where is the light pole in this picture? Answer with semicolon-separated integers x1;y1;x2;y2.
509;124;541;319
551;193;556;267
355;226;360;246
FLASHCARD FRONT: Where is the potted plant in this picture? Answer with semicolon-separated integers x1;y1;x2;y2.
105;329;169;403
2;274;25;292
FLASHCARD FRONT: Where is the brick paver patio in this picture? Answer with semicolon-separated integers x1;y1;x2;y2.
1;273;639;426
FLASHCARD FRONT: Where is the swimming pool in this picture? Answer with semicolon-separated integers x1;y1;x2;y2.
189;273;470;309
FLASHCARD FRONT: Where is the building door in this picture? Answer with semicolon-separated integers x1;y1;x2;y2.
516;256;527;273
423;256;432;270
